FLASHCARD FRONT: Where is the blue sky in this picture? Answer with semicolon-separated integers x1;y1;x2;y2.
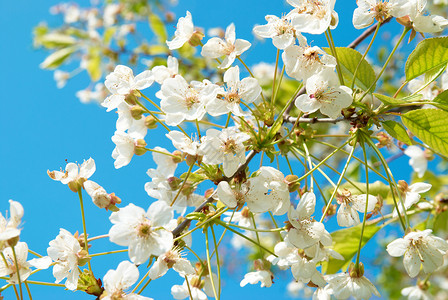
0;0;416;299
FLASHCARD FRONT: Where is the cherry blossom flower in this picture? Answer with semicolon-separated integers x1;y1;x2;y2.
393;181;432;217
76;83;107;104
401;285;433;300
199;127;250;177
47;158;96;191
102;65;154;112
166;11;194;50
206;66;261;117
326;272;381;300
404;146;428;178
286;192;332;249
240;270;274;288
159;75;218;126
54;70;70;88
336;191;378;227
166;131;201;156
148;248;195;280
286;0;338;34
0;200;23;249
0;242;51;284
47;228;85;290
295;69;353;119
84;180;121;211
201;23;251;69
109;201;175;265
111;128;147;169
283;44;336;82
102;261;153;300
152;56;179;84
245;166;291;215
406;0;448;33
253;15;304;49
353;0;411;29
171;274;218;300
386;229;448;278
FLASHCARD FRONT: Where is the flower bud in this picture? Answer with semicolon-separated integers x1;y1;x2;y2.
130;106;144;120
172;150;183;163
125;92;138;105
168;177;182;190
134;139;147;156
348;262;364;278
78;270;104;297
188;31;205;47
285;175;300;192
145;115;157;129
185;154;197;167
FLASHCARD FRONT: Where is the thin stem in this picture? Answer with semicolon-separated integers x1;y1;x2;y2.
135;98;172;133
89;249;127;257
184;276;194;300
351;22;381;90
359;27;410;101
77;189;92;272
24;282;32;300
27;249;42;258
131;269;150;293
326;29;344;85
302;141;314;192
237;56;267;103
355;143;370;267
320;137;358;222
225;112;232;128
210;226;221;297
11;246;23;300
204;228;219;300
171;163;195;206
272;49;280;105
137;278;152;295
139;92;162;111
268;211;283;241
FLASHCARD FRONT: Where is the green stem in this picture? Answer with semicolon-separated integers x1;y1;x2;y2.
271;49;280;105
351;22;381;90
170;163;194;206
237;56;267;104
11;246;23;300
359;27;410;101
204;228;219;300
137;278;152;295
131;269;150;294
24;282;32;300
139;92;162;111
210;226;221;297
89;249;127;257
77;189;92;272
326;29;344;85
319;136;358;222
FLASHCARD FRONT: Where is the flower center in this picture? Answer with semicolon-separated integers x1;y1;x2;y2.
223;138;238;154
137;221;152;238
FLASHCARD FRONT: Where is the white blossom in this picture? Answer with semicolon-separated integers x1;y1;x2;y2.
152;56;179;84
386;229;448;278
47;229;84;290
109;202;175;265
336;192;378;227
287;192;332;249
353;0;411;29
201;23;251;69
0;242;51;284
148;248;195;280
407;0;448;33
245;166;291;215
404;146;428;178
102;261;153;300
295;69;353;119
166;11;194;50
326;272;381;300
84;180;120;210
393;181;432;217
207;66;261;117
172;274;218;300
240;270;273;288
199;127;250;177
253;15;303;49
166;131;201;156
54;70;70;88
286;0;338;34
47;158;96;187
283;44;336;82
0;200;24;248
401;285;433;300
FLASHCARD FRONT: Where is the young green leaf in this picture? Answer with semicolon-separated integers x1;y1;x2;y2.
39;46;77;69
402;109;448;157
382;120;413;145
405;37;448;81
149;12;167;44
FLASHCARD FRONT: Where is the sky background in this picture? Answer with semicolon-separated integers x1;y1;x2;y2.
0;0;420;299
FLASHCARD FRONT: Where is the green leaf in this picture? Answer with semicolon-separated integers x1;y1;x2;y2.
433;89;448;111
382;120;413;145
325;223;381;274
148;45;169;55
86;48;102;82
402;109;448;157
103;27;117;46
324;47;376;91
39;46;77;69
38;33;77;48
149;12;167;44
405;37;448;81
374;93;422;105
